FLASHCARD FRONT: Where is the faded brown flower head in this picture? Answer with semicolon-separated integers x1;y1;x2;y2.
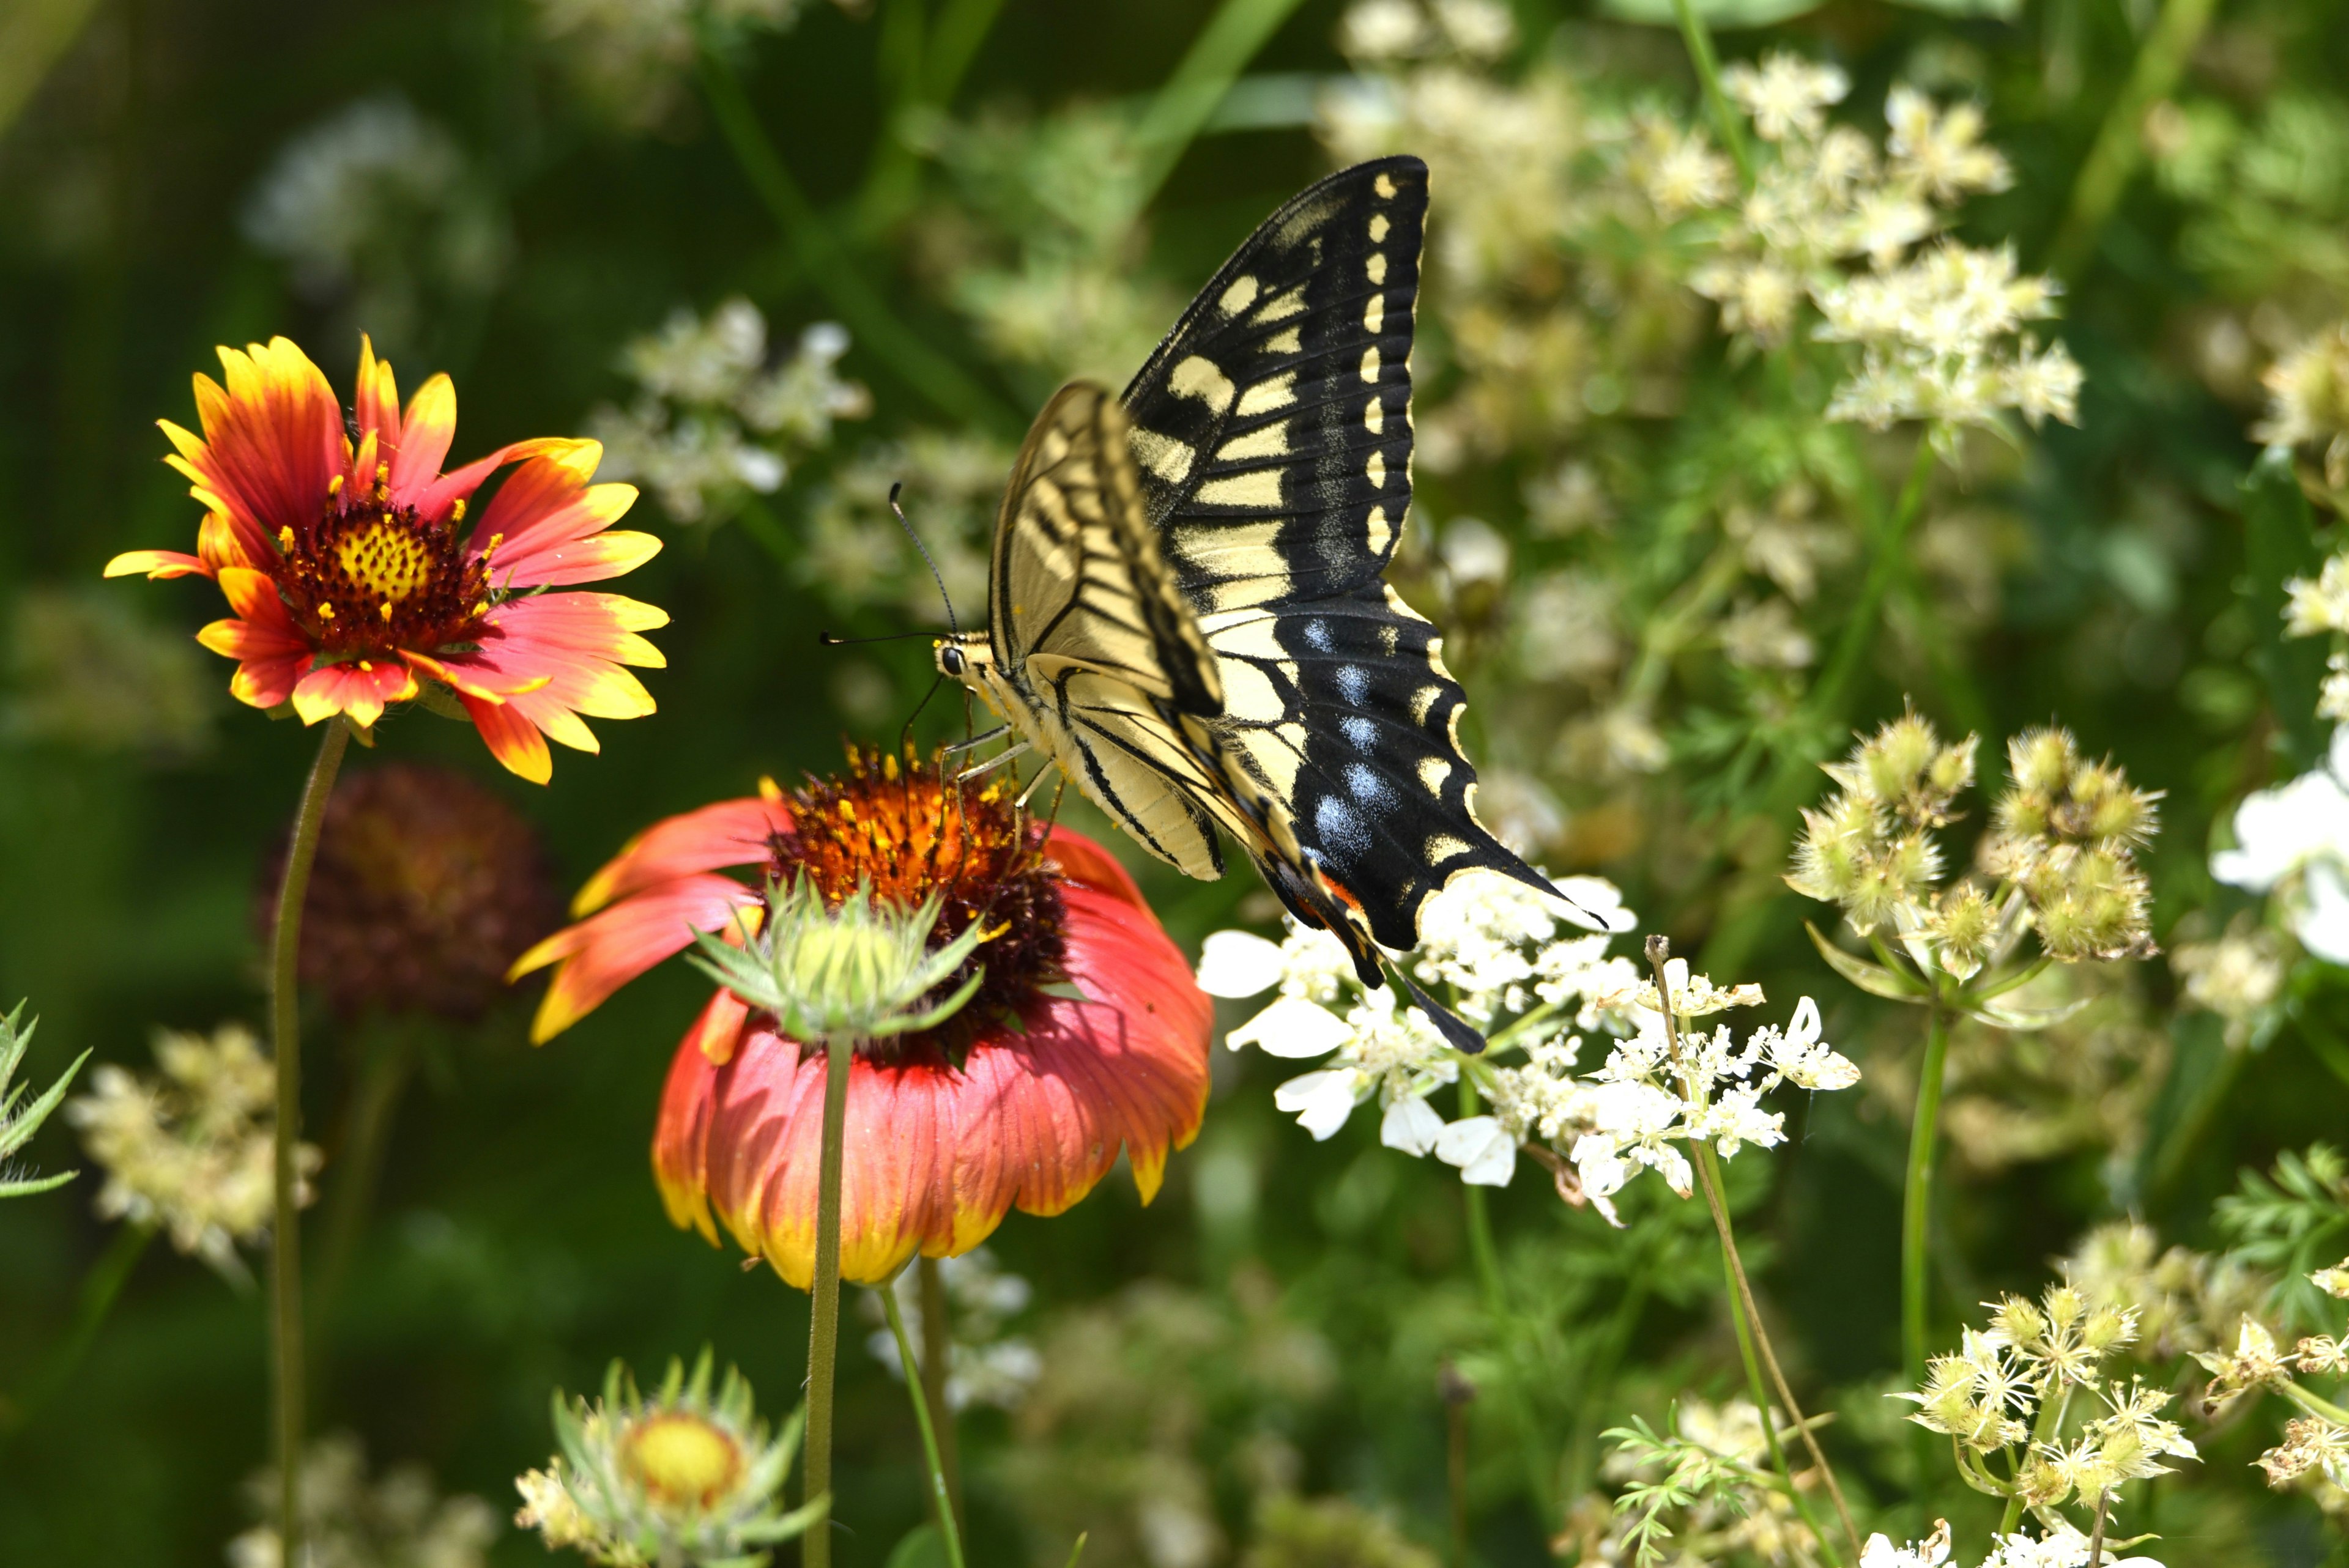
265;762;560;1020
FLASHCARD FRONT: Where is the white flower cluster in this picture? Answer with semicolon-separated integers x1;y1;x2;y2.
240;96;508;353
1861;1523;2164;1568
2285;550;2349;721
534;0;814;126
65;1023;319;1277
228;1433;499;1568
1198;875;1855;1217
1494;965;1857;1224
862;1248;1042;1413
586;300;869;525
1335;0;1516;64
2212;727;2349;964
1671;56;2079;440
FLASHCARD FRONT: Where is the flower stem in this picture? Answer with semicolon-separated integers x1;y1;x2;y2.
695;48;1019;435
268;716;350;1565
2047;0;2219;279
882;1280;968;1568
1647;939;1860;1562
1668;0;1752;188
1457;1078;1556;1530
1998;1383;2071;1533
314;1018;418;1322
2085;1486;2111;1566
803;1030;856;1568
1;1219;154;1432
1710;1150;1823;1548
916;1256;964;1534
1902;1004;1952;1404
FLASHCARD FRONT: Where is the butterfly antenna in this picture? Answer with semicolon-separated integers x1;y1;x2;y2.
891;482;959;637
897;670;947;760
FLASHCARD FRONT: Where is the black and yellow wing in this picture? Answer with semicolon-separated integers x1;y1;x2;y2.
987;383;1253;881
1118;155;1580;977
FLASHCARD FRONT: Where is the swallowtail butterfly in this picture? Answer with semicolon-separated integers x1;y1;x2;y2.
934;155;1600;1048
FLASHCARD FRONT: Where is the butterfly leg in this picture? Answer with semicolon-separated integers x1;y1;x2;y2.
1013;766;1059;813
939;724;1012;755
955;741;1031;783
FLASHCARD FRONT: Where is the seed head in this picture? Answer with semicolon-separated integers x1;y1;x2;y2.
689;876;989;1047
515;1352;819;1568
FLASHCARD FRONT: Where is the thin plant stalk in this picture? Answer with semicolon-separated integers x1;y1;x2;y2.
1707;1155;1821;1548
267;716;352;1564
1646;938;1860;1562
1458;1076;1556;1531
314;1018;419;1319
1444;1377;1469;1568
1668;0;1752;187
1;1219;154;1432
803;1029;856;1568
1998;1383;2072;1533
2046;0;2221;278
916;1255;964;1531
2085;1487;2111;1567
1902;1003;1953;1416
881;1281;968;1568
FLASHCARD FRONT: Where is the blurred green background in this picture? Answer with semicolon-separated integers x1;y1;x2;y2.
4;0;2349;1561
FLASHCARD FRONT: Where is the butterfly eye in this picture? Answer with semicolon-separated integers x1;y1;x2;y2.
938;644;967;677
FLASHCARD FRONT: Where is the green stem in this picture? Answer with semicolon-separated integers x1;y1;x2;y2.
1668;0;1753;187
268;717;351;1563
1998;1383;2071;1533
1715;1167;1800;1496
1127;0;1312;209
1458;1078;1554;1531
1814;438;1936;724
803;1030;856;1568
1;1219;154;1432
2147;1038;2250;1205
1902;999;1953;1518
314;1019;417;1323
2046;0;2221;279
916;1255;964;1534
697;48;1018;435
882;1279;968;1568
2282;1378;2349;1428
1649;939;1858;1564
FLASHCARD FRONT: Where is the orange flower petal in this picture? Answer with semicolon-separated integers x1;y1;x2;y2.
651;859;1212;1288
104;550;213;580
190;339;344;544
197;615;309;662
290;659;418;729
513;873;762;1042
229;652;311;710
390;373;458;498
461;690;552;785
570;795;796;917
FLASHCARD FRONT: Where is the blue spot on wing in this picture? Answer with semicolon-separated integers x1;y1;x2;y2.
1334;666;1369;704
1315;794;1372;860
1304;619;1334;651
1340;716;1377;750
1344;763;1391;805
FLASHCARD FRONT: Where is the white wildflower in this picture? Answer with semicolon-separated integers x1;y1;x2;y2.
2211;728;2349;963
66;1024;318;1278
2285;553;2349;638
1858;1520;1949;1567
1433;1115;1518;1185
1722;53;1850;143
1885;87;2011;202
862;1248;1041;1412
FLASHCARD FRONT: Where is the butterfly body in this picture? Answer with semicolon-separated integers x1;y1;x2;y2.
935;156;1593;1034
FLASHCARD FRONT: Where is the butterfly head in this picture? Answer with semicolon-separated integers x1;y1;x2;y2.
933;632;1011;719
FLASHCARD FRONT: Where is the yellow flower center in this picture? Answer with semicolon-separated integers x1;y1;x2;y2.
622;1411;743;1511
333;518;434;605
270;484;493;656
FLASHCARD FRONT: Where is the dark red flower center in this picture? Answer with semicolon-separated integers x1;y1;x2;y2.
271;466;492;655
773;745;1067;1063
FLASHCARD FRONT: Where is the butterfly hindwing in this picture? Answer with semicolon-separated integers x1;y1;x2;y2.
1122;157;1426;616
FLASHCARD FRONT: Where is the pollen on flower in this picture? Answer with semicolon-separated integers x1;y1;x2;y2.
762;745;1067;1059
272;489;492;657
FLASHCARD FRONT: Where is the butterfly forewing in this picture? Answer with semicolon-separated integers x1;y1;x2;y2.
989;383;1237;880
1123;156;1426;616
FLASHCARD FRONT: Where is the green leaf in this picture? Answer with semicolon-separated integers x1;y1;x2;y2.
1961;996;2090;1032
1598;0;1820;26
2242;449;2331;772
1806;923;1929;1002
885;1523;948;1568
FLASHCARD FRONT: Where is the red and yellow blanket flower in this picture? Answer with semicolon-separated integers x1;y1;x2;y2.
106;336;665;782
511;747;1213;1287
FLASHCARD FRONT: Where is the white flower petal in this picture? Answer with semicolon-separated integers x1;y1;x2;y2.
1226;994;1354;1057
1551;874;1637;933
1434;1114;1517;1185
1274;1068;1362;1140
1379;1094;1445;1155
1195;930;1286;997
